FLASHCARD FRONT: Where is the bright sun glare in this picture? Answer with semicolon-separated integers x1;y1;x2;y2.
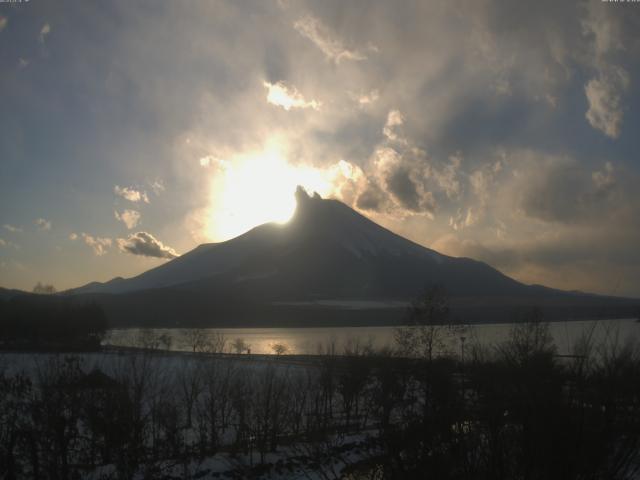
207;145;333;241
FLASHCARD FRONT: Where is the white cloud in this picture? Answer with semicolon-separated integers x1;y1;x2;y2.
69;232;78;240
81;233;112;256
39;23;51;43
3;224;22;233
35;218;52;231
293;15;368;64
114;209;141;229
585;67;629;139
114;185;150;203
116;231;179;259
263;81;320;111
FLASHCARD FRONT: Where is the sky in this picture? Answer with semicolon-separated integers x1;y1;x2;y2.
0;0;639;297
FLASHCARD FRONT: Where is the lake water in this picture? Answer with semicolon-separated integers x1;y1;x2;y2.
104;318;640;357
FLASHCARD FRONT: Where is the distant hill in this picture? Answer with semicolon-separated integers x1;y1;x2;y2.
65;188;638;327
0;287;28;301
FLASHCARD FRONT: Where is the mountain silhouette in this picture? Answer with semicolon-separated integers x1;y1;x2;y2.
67;188;637;327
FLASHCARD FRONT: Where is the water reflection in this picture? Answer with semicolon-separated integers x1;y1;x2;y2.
104;319;640;356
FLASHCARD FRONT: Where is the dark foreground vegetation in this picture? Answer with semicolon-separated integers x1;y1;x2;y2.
1;315;640;479
0;295;108;350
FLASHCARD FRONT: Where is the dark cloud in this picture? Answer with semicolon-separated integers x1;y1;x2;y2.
386;166;421;211
519;158;626;224
117;232;179;259
356;182;385;211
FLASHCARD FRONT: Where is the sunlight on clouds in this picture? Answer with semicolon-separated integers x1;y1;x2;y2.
205;143;333;241
114;185;150;203
263;81;320;111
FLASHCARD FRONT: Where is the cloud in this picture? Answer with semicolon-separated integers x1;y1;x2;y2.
69;233;78;240
35;218;52;231
150;179;165;195
114;185;150;203
382;110;405;142
3;224;22;233
199;155;215;167
584;66;629;138
39;23;51;43
1;238;22;249
81;233;112;256
114;209;141;229
0;16;7;33
431;154;462;200
264;81;321;111
350;89;380;106
335;110;462;219
365;146;437;217
1;0;639;296
293;14;368;63
116;232;179;259
517;155;622;224
353;180;386;211
592;161;615;191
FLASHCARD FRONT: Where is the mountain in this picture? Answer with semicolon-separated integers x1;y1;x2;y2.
71;188;522;297
67;188;638;327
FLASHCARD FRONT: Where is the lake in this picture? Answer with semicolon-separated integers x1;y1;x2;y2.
104;318;640;356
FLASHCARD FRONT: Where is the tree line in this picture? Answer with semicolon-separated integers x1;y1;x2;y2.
1;317;640;479
0;294;108;350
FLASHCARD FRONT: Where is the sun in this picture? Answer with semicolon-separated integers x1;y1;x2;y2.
206;145;332;241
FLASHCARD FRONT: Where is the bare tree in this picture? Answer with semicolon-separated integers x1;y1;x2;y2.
204;331;227;354
32;282;57;294
498;307;555;367
136;329;163;351
271;343;289;356
182;329;209;353
158;332;172;351
343;335;375;357
177;360;203;429
231;338;250;354
395;284;452;361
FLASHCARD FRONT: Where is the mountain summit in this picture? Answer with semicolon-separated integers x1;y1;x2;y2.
69;188;635;326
